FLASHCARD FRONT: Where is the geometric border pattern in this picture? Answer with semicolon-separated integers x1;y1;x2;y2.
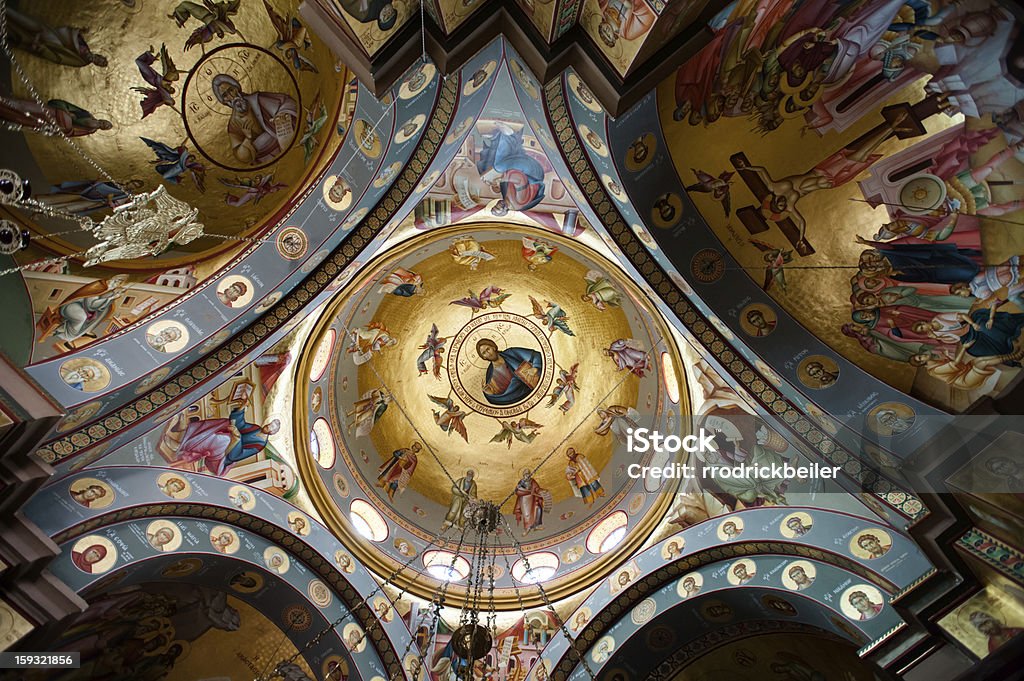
35;75;459;465
541;76;927;522
53;501;408;681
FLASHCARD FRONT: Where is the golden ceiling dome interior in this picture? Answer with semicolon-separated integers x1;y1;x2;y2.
295;225;686;607
2;0;351;268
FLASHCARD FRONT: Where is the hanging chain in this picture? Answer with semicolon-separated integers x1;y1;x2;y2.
499;515;598;680
497;337;665;509
0;1;120;186
256;526;455;681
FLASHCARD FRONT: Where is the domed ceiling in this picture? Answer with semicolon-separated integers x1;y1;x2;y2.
1;0;352;268
297;224;687;605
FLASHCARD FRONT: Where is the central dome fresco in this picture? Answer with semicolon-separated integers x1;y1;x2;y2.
297;225;687;605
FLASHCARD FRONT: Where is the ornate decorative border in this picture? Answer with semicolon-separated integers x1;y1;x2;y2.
551;540;896;677
37;76;459;464
956;526;1024;586
541;77;927;523
55;502;407;681
292;224;688;608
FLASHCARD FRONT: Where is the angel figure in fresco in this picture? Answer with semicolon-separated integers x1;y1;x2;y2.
0;97;112;137
173;402;281;475
36;274;129;345
300;93;329;164
685;168;733;217
530;296;575;337
429;395;469;442
378;267;424;297
219;174;287;207
605;338;650;377
416;324;447;379
347;321;398;365
141;137;207;192
565;447;605;506
490;418;544;449
475;122;548;214
514;469;551;535
263;0;318;73
346;388;391;437
476;338;543;406
5;6;108;68
132;44;183;118
522;236;557;270
377;442;421;501
749;238;793;293
169;0;244;52
594;405;641;444
582;270;623;311
450;235;496;270
450;285;511;314
547;363;580;413
595;0;655;48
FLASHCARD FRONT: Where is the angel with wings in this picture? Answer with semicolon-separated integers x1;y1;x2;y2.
219;173;287;207
749;238;793;293
490;417;544;449
141;137;207;192
377;442;420;501
169;0;244;53
132;44;183;118
429;395;468;442
450;285;510;314
416;324;447;379
547;362;579;413
685;168;733;217
263;0;317;72
530;296;575;337
300;92;328;164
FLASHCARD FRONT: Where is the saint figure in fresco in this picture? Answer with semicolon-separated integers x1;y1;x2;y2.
211;74;298;166
346;388;391;437
595;0;656;48
475;122;547;214
71;543;109;573
848;590;884;621
37;180;144;216
604;338;651;377
477;338;543;406
970;610;1024;654
441;470;477;530
594;405;641;444
376;442;420;501
174;404;281;475
5;6;108;67
36;274;130;345
582;270;623;310
0;97;112;136
514;469;550;535
565;448;605;506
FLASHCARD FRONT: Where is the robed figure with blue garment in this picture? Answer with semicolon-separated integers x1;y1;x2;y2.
476;122;547;214
476;338;543;406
